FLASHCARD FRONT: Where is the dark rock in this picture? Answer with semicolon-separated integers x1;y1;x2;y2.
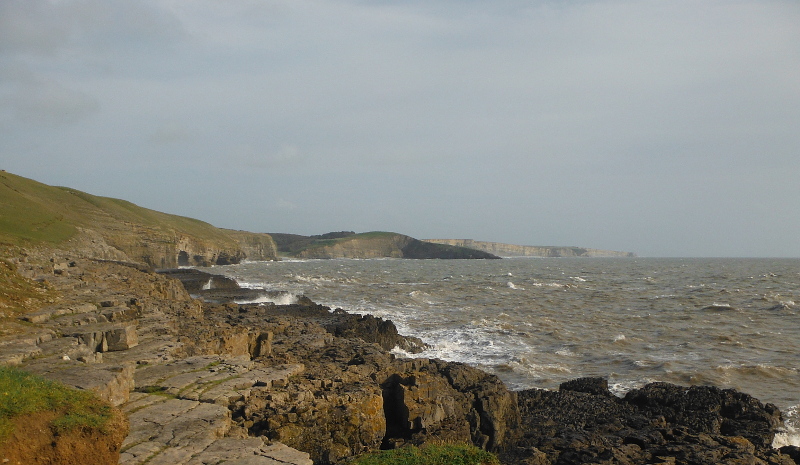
624;382;783;449
322;312;428;354
780;445;800;463
503;380;786;465
559;377;612;397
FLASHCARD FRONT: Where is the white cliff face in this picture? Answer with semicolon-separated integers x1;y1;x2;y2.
422;239;636;258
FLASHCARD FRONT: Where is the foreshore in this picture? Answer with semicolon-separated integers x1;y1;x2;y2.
1;251;799;465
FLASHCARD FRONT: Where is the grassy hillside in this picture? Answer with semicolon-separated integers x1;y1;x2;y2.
0;172;272;267
0;172;228;246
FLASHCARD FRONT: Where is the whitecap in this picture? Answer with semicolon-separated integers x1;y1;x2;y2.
234;293;298;305
773;404;800;447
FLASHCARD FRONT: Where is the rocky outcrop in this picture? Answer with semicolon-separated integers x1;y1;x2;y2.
503;377;794;465
423;239;636;258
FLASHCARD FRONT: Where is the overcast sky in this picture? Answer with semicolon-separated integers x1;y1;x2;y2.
2;0;799;257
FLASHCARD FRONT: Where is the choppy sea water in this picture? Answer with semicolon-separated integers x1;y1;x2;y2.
201;257;800;447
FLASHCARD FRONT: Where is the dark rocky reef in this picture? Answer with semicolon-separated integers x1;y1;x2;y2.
503;377;794;465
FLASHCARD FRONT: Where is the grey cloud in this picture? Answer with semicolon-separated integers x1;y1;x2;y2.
2;77;99;127
2;0;799;256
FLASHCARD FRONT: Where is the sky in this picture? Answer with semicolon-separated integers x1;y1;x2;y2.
1;0;799;257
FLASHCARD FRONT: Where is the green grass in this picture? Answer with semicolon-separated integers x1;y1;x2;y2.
352;444;499;465
0;171;238;248
0;366;113;442
0;252;58;318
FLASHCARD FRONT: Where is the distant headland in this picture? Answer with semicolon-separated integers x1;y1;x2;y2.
423;239;636;258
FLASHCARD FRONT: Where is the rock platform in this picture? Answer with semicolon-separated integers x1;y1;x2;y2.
1;256;315;465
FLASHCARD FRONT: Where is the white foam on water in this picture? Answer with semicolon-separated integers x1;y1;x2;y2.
773;404;800;447
609;379;654;398
201;279;212;290
234;294;299;305
507;281;524;290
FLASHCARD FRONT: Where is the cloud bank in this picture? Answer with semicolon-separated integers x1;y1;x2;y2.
2;0;799;256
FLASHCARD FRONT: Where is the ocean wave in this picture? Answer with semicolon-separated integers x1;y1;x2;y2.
701;303;736;311
714;363;799;380
234;293;298;305
531;282;570;288
773;404;800;447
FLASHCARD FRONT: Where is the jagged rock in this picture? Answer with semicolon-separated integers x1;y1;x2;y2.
379;359;519;451
624;382;783;449
324;311;428;354
505;380;788;465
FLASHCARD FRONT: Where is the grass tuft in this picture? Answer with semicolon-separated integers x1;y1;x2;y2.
0;366;113;442
352;444;499;465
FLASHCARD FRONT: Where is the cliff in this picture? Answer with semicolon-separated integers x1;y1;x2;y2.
271;231;500;260
0;171;278;267
423;239;636;258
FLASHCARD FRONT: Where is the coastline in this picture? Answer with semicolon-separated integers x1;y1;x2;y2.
1;253;798;465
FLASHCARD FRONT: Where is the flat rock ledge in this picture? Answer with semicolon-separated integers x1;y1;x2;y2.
120;355;310;465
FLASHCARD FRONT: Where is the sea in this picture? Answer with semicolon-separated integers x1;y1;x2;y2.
198;257;800;447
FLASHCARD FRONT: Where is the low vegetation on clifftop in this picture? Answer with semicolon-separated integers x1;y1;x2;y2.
0;366;126;464
0;171;277;267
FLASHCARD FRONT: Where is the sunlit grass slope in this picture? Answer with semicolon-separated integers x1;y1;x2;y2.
0;171;236;249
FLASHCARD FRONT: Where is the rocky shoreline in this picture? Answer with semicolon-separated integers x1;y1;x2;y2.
1;252;798;465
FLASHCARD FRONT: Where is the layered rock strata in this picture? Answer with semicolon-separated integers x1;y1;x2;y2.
423;239;636;258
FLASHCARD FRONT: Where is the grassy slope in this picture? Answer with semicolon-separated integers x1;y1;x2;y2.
0;171;236;249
